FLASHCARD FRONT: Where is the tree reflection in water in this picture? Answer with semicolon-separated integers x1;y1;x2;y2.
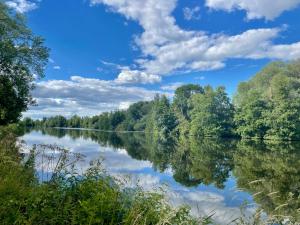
28;128;300;222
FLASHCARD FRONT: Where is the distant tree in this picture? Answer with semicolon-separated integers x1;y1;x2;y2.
190;86;234;137
44;115;67;128
68;115;81;128
22;117;34;127
173;84;203;120
0;3;49;125
172;84;204;137
123;101;153;131
265;73;300;140
234;61;300;140
97;113;111;130
148;95;178;140
234;90;269;138
110;111;126;130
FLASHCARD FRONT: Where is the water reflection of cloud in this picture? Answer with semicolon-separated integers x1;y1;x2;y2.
21;131;256;225
167;188;256;224
109;172;255;224
108;172;256;224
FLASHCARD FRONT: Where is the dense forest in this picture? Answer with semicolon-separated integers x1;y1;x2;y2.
25;61;300;141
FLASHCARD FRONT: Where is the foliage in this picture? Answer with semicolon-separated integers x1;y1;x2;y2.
147;95;178;140
234;61;300;140
233;140;300;222
0;127;204;225
0;2;49;125
172;84;203;137
173;84;204;120
32;101;153;132
32;127;300;224
29;86;234;139
190;86;235;137
21;61;300;141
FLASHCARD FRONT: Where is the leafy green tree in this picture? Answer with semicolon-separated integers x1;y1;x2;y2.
172;84;203;137
22;117;34;127
173;84;203;120
265;73;300;140
0;3;49;125
190;86;234;137
234;61;300;140
234;90;269;138
43;115;67;128
149;95;178;140
67;115;81;128
119;101;153;131
110;111;126;130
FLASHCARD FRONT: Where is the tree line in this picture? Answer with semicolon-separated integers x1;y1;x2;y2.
24;60;300;141
1;0;299;141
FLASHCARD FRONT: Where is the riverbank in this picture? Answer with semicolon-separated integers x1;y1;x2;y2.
2;126;300;224
0;126;207;225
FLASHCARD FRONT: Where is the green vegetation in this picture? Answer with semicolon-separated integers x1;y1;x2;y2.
1;0;300;223
32;127;300;223
0;3;49;125
234;61;300;140
189;86;234;138
0;4;202;224
0;127;207;225
26;84;235;139
25;101;154;132
25;60;300;141
233;140;300;223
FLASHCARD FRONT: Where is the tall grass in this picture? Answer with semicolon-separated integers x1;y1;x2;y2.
1;126;298;225
0;127;206;225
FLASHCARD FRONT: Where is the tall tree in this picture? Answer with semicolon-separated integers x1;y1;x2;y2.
190;86;234;137
173;84;203;120
234;90;269;138
0;3;49;125
172;84;204;137
234;61;300;140
148;95;178;140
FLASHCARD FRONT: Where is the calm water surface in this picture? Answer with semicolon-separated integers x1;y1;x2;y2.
21;128;300;224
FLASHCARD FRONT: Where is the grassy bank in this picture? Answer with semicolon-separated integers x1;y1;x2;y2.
2;126;299;224
0;126;207;225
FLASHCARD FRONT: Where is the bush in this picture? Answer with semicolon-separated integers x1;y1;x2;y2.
0;129;202;225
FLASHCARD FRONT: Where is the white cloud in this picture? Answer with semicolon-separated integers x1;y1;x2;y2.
22;129;257;224
183;6;201;20
118;101;132;110
53;66;61;70
195;76;205;80
115;69;161;84
205;0;300;20
253;42;300;59
167;188;256;224
90;0;300;76
160;82;184;91
100;60;128;70
23;76;162;119
6;0;37;13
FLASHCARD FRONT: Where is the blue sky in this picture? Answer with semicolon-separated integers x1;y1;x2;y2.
6;0;300;118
